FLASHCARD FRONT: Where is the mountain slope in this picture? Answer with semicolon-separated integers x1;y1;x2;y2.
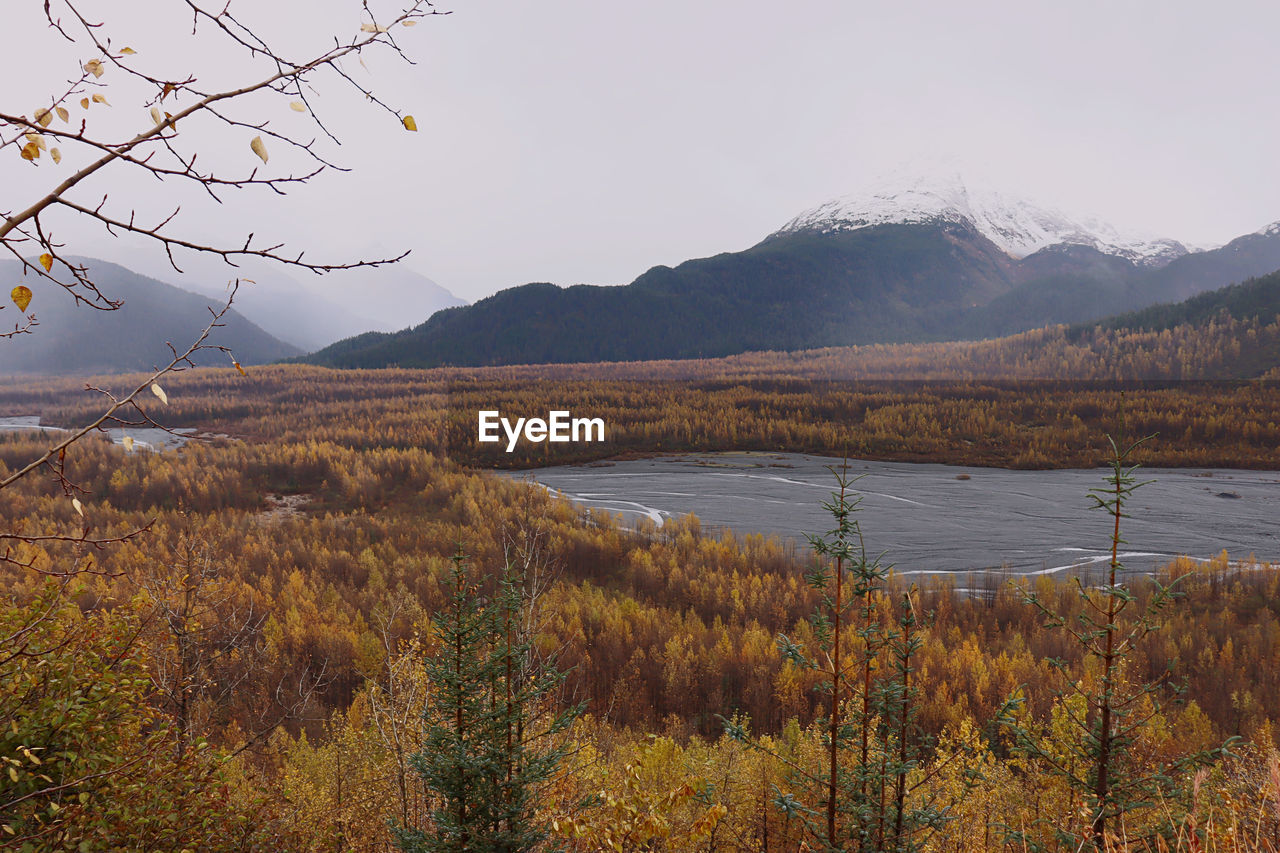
1074;268;1280;378
0;258;301;375
956;226;1280;339
306;220;1029;367
337;264;467;334
113;252;467;351
1087;266;1280;333
302;179;1280;369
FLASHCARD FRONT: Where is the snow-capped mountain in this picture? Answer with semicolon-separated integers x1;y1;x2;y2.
305;173;1280;368
775;173;1192;268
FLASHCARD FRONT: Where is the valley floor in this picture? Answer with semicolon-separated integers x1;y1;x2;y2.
507;451;1280;577
1;366;1278;850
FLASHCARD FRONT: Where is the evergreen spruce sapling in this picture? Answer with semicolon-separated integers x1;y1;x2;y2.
1000;428;1236;850
394;552;578;853
727;465;948;853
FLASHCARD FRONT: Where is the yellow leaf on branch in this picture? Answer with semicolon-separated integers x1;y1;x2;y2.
51;148;62;164
55;106;69;122
38;254;53;272
402;115;418;132
10;286;32;312
35;109;52;128
83;59;104;78
150;382;168;405
92;94;110;106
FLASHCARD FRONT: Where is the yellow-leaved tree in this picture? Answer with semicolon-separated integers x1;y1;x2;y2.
0;2;437;846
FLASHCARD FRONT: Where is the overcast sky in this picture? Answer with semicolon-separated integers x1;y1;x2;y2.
8;0;1280;304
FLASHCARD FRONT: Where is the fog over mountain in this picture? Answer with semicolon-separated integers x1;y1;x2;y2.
0;258;300;375
108;250;466;352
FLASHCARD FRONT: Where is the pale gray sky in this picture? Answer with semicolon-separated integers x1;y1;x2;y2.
7;0;1279;304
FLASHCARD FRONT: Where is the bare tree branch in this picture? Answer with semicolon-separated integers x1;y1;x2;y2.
3;0;439;307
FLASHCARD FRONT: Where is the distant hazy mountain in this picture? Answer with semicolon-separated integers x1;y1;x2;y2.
1086;261;1280;335
334;263;468;335
303;175;1280;368
0;258;301;375
947;223;1280;340
225;264;466;351
111;251;467;352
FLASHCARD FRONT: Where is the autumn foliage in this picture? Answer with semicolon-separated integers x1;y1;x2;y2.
0;368;1278;850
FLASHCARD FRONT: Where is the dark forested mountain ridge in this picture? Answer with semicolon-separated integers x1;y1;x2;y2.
301;178;1280;368
305;220;1024;367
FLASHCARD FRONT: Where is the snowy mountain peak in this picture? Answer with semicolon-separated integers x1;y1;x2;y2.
775;173;1191;268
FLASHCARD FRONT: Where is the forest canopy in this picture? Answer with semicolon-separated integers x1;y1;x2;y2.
1;368;1277;850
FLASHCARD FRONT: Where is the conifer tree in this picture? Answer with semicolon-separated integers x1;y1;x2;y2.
727;466;949;852
1001;427;1235;850
394;551;577;853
